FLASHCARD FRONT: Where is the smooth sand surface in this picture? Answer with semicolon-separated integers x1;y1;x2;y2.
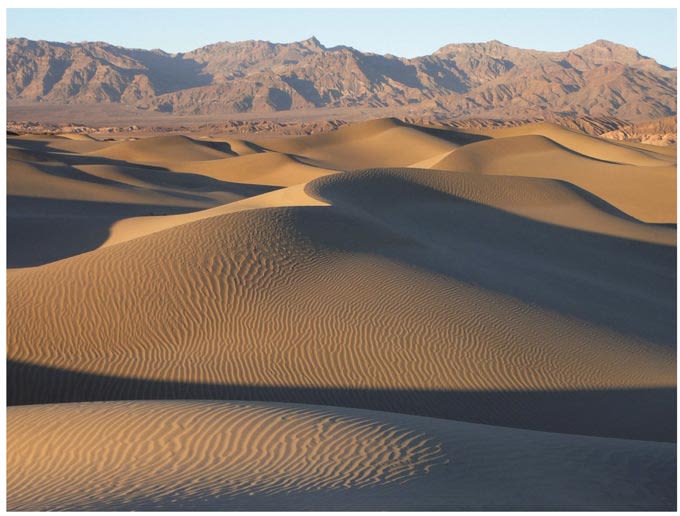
474;122;676;167
91;134;237;162
250;118;479;169
7;118;677;510
425;133;676;223
166;152;338;187
7;401;675;511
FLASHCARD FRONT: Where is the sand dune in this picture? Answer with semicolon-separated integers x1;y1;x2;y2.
10;133;112;154
167;152;337;187
6;128;339;267
104;166;673;251
7;145;55;162
8;157;212;207
623;140;679;157
102;183;329;248
6;119;676;509
475;122;675;167
57;132;99;141
252;118;477;169
7;401;445;510
219;137;267;156
8;167;675;440
7;400;674;511
90;133;338;187
6;135;280;267
91;134;236;162
7;154;215;268
426;134;676;223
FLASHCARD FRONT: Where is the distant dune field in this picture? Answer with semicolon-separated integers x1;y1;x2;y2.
6;118;677;510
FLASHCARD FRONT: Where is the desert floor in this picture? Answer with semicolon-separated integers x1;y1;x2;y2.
6;118;677;510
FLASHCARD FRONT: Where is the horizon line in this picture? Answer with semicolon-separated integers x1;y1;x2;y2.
7;35;673;66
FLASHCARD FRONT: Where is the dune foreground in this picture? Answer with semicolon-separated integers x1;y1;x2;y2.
7;400;675;510
6;118;677;510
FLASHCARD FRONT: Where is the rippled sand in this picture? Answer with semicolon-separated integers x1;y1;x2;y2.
7;118;676;510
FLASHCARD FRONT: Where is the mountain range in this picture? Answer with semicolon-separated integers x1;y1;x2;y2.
7;37;677;121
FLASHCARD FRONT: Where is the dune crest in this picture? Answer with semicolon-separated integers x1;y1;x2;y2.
427;133;676;223
91;134;236;162
252;118;473;169
474;122;675;166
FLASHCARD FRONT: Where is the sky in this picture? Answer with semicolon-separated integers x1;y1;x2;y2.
7;8;678;67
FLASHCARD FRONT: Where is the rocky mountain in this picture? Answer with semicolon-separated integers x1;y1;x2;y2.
7;37;677;121
600;115;677;146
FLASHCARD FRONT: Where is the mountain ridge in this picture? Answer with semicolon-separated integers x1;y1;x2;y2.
7;37;677;121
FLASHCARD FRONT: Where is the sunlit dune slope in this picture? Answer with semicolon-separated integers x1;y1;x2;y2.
474;122;675;166
7;400;675;511
86;133;337;187
615;140;678;158
8;168;675;440
57;132;98;141
251;118;477;169
103;167;675;248
424;134;676;223
167;152;338;187
91;134;236;162
102;183;329;248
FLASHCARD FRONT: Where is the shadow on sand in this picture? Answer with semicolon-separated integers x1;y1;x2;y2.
7;360;676;443
7;136;279;267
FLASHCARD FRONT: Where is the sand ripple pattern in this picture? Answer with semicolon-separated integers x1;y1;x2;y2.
7;401;447;511
8;169;674;394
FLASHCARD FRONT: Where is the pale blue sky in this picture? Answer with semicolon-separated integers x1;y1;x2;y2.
7;8;677;67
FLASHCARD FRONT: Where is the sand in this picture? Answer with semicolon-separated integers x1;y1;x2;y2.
7;400;675;511
424;132;676;223
6;118;677;510
6;134;282;266
250;118;478;169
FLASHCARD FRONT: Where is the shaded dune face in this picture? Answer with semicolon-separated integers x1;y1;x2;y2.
7;401;447;511
6;135;282;267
